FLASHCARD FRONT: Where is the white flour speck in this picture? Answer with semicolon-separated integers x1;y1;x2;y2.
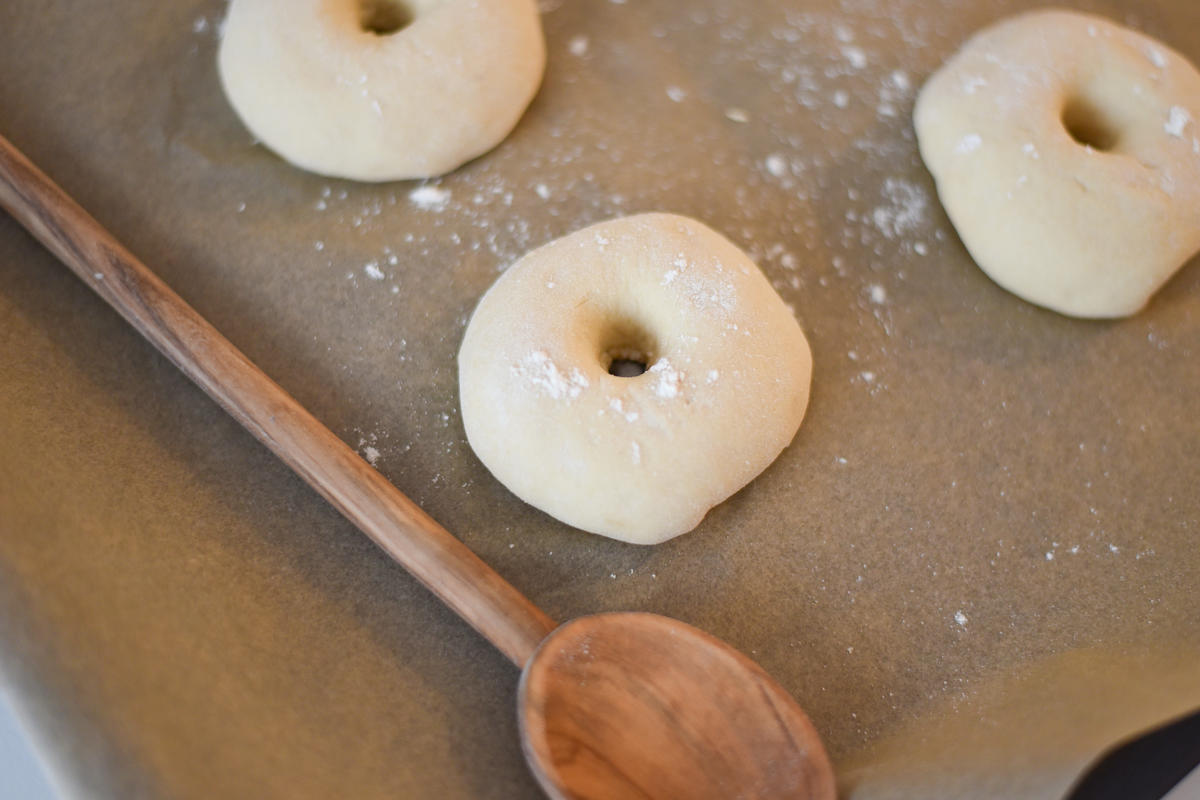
568;35;589;56
707;369;719;383
872;178;928;239
666;86;687;103
955;133;983;154
860;371;876;383
833;89;850;109
725;107;750;123
362;446;380;467
649;359;683;399
954;611;968;627
868;284;887;304
364;262;385;280
841;46;867;70
1165;106;1191;138
409;185;451;210
535;183;551;200
1146;47;1168;69
961;75;987;94
608;397;639;423
515;351;589;400
765;154;789;177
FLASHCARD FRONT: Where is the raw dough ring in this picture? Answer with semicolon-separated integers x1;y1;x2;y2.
458;214;813;545
217;0;545;181
915;10;1200;318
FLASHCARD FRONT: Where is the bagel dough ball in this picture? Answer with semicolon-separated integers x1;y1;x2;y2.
218;0;545;181
915;10;1200;318
458;214;813;545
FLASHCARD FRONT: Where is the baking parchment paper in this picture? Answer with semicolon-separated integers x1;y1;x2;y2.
1;0;1197;797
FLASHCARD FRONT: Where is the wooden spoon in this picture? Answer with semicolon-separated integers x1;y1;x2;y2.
0;134;836;800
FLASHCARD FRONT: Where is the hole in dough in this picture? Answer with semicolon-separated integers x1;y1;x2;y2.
359;0;415;35
597;316;658;379
608;358;648;378
1061;95;1121;151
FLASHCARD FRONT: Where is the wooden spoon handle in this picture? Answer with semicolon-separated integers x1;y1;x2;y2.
0;134;557;668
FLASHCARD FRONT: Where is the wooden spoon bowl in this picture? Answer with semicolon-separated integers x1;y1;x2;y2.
521;613;836;800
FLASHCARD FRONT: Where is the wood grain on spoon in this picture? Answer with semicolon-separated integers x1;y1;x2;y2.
0;133;556;668
521;613;837;800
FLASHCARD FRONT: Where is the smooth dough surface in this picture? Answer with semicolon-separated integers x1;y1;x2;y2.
915;9;1200;318
218;0;545;181
458;214;813;545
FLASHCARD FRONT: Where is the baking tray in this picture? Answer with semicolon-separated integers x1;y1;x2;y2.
1;0;1197;797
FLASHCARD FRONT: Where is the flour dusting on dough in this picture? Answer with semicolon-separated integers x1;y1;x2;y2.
608;397;639;422
960;74;987;94
514;351;589;400
955;133;983;154
648;358;684;399
1165;106;1192;138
